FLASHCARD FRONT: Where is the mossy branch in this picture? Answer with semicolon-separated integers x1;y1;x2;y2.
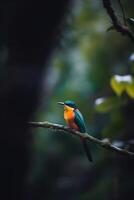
28;121;134;158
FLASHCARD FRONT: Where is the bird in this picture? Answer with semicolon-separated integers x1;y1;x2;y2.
58;100;92;162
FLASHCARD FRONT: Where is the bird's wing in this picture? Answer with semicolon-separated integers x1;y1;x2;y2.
74;109;86;133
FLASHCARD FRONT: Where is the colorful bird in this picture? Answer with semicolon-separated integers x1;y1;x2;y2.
58;100;92;162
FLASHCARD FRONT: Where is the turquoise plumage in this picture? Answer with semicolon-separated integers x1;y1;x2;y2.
74;109;86;133
74;108;92;162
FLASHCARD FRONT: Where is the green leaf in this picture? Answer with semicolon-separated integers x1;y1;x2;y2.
106;25;115;32
110;75;134;99
95;97;126;113
110;75;125;96
126;79;134;99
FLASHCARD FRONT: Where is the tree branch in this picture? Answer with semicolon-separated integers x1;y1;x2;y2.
102;0;134;42
118;0;127;25
28;121;134;158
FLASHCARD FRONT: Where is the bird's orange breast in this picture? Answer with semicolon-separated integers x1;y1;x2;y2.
64;108;79;131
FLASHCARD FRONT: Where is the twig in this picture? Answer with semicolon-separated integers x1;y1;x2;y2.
118;0;127;25
102;0;134;42
28;121;134;158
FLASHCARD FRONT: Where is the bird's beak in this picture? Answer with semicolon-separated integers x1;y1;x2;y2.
57;102;64;105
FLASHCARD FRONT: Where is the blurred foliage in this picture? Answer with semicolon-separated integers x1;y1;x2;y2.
95;96;127;113
28;0;134;200
110;75;134;98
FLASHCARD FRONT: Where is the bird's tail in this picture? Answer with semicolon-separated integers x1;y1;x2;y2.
82;139;93;162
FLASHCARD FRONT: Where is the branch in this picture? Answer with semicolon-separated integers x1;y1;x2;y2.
28;121;134;158
102;0;134;42
118;0;127;25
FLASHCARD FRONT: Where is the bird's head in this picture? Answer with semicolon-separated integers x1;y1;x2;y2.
58;100;77;111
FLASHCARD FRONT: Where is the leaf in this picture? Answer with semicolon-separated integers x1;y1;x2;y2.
129;53;134;62
106;25;115;32
126;79;134;98
110;75;125;96
127;17;134;24
127;18;134;33
110;75;134;99
95;97;125;113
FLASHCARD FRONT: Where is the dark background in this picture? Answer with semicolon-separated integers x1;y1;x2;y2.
0;0;69;199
